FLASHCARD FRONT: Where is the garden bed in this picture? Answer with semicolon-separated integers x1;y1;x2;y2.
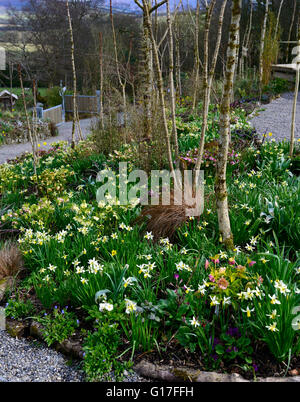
2;313;300;382
0;109;54;145
0;103;299;382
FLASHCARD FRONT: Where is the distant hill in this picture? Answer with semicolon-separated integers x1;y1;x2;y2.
1;0;197;15
2;0;24;11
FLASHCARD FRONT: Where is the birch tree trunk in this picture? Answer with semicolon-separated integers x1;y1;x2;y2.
166;0;179;166
194;0;227;174
110;0;127;139
239;15;248;78
194;0;216;173
66;0;83;147
142;11;153;141
215;0;242;250
275;0;284;38
174;19;182;99
18;64;37;177
32;79;39;156
192;0;200;113
9;62;13;112
244;0;253;77
134;0;167;146
142;0;175;175
233;28;240;83
259;0;269;100
99;32;104;130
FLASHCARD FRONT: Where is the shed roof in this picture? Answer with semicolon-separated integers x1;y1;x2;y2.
0;90;18;100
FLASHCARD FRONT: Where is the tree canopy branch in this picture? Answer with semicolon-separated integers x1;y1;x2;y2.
150;0;167;14
133;0;143;10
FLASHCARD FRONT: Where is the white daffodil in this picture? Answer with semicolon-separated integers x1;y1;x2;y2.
198;284;206;295
223;296;231;306
190;316;200;327
219;251;228;260
48;264;57;272
184;285;194;294
242;306;255;318
210;296;220;306
144;231;154;240
243;287;255;300
269;294;281;305
266;310;279;320
266;322;279;332
125;299;137;314
99;302;114;312
274;280;290;296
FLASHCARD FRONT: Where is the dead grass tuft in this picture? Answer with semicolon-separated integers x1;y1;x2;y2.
135;187;205;241
136;203;188;241
0;242;24;280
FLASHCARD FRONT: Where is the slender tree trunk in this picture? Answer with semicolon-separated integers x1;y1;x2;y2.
18;64;37;176
9;61;13;112
131;82;136;107
154;0;158;41
275;0;284;38
234;27;240;81
66;0;82;147
215;0;242;250
290;32;300;158
259;0;269;100
166;0;179;166
244;0;253;76
99;32;104;130
274;0;284;62
32;79;39;155
174;20;182;98
286;0;297;63
143;0;174;175
194;0;227;174
142;12;153;140
192;0;200;112
134;0;168;146
110;0;127;139
194;0;216;175
239;14;249;77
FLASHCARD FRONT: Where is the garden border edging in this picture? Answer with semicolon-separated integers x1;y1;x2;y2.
133;360;300;383
3;318;300;382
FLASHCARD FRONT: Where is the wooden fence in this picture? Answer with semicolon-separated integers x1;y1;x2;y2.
41;104;64;125
271;44;299;83
64;91;100;114
34;90;100;126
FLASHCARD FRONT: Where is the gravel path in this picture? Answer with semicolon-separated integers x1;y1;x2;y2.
249;92;300;142
0;330;85;382
0;117;97;164
0;329;148;382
